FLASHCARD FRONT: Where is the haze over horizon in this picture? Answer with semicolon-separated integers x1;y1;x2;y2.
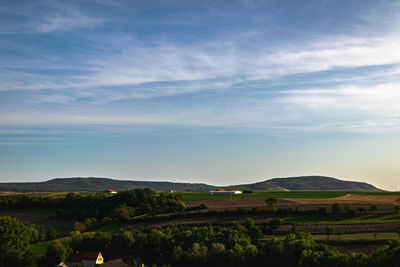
1;0;399;190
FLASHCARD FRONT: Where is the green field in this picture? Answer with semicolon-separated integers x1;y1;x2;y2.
30;238;70;256
182;191;352;201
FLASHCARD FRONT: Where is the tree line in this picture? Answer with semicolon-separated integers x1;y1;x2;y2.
0;189;186;222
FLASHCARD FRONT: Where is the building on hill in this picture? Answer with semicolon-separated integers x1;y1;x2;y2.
208;190;242;195
66;251;104;267
103;189;117;194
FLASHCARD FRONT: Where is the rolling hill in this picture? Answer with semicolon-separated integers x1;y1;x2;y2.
266;176;379;191
0;176;380;193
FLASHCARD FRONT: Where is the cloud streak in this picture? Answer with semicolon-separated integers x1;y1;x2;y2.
1;0;400;135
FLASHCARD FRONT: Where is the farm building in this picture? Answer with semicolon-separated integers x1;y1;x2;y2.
66;251;104;267
208;190;242;195
103;189;117;194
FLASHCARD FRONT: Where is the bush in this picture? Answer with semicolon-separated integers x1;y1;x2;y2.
45;227;58;241
331;203;342;214
0;217;33;267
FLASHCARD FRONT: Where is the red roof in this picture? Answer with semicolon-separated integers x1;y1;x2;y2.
104;189;117;192
82;252;101;261
67;252;101;262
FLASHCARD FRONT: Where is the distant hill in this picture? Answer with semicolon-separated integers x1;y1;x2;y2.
222;180;284;191
0;176;380;193
0;177;216;193
266;176;379;191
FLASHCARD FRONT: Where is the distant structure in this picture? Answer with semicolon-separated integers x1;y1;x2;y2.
208;190;242;195
103;189;117;194
66;251;104;266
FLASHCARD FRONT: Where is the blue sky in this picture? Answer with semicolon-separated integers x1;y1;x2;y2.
1;0;400;189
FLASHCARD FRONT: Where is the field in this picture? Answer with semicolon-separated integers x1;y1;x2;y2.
182;191;400;201
2;190;400;258
184;193;400;213
30;238;70;256
181;191;350;201
0;209;74;235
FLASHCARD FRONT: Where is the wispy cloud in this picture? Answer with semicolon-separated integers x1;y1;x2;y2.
0;1;103;34
2;0;400;135
35;11;103;33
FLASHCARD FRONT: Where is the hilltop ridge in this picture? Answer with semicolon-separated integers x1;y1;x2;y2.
0;175;380;193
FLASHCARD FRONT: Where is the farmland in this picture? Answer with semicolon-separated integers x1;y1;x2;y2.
181;191;349;201
181;191;400;201
1;188;400;266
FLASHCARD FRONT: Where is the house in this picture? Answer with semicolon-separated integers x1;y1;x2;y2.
208;190;242;195
103;189;117;194
66;251;104;267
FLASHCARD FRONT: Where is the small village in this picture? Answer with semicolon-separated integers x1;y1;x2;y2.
58;251;141;267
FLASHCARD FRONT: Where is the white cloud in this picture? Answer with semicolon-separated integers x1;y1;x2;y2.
35;10;104;32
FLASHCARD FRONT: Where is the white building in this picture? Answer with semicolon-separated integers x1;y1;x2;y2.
208;190;242;195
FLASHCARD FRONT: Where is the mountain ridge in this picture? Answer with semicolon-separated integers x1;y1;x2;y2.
0;176;380;192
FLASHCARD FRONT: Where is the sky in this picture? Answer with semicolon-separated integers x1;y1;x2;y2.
0;0;400;190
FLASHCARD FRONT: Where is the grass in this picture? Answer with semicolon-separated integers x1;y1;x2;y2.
30;238;70;256
30;223;121;256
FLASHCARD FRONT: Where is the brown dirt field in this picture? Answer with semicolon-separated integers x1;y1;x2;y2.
0;211;50;223
185;194;400;213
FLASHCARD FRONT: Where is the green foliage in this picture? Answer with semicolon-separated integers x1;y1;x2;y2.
41;240;68;267
266;197;279;211
0;216;33;267
45;227;58;241
331;203;342;214
394;206;400;214
0;188;185;225
326;227;334;240
263;218;282;234
369;205;378;213
30;224;45;243
65;222;400;267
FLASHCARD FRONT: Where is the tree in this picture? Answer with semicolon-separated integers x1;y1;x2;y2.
45;227;58;241
266;197;279;211
268;218;282;234
395;225;400;239
42;240;67;267
357;206;366;215
326;227;334;240
369;205;378;213
394;206;400;214
0;216;32;267
331;203;342;214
